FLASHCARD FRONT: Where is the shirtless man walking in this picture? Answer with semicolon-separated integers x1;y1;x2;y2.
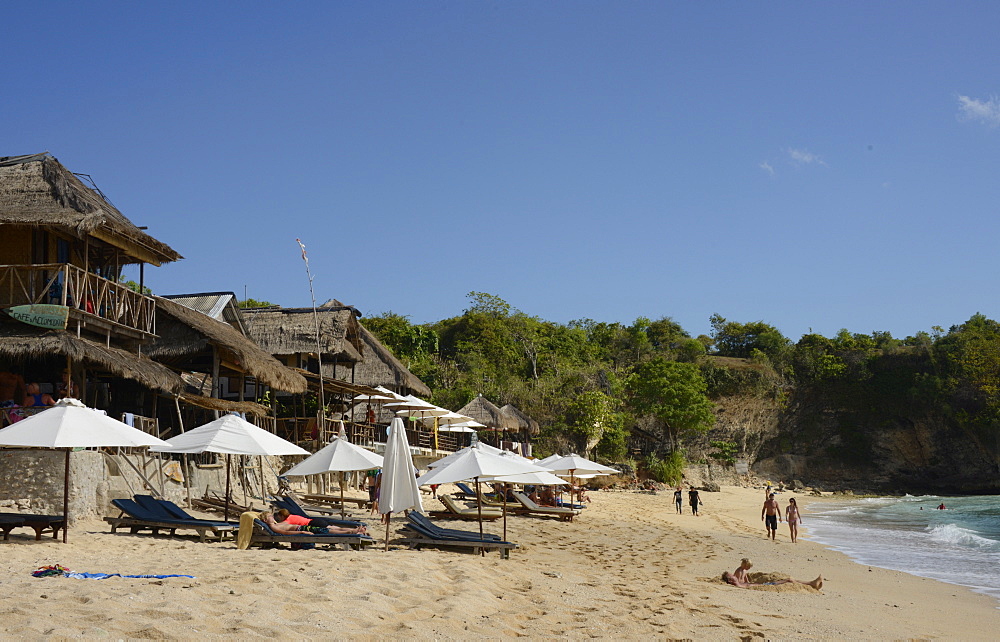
762;493;782;540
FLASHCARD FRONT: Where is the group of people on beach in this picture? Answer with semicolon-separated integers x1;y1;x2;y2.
673;486;702;516
762;492;802;542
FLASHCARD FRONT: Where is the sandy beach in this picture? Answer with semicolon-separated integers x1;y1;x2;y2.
0;485;997;639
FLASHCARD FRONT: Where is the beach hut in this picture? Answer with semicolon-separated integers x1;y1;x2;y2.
456;395;519;433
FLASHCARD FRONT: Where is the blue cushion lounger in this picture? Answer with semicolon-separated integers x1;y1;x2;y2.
105;499;235;542
134;495;236;526
408;512;502;541
399;513;517;558
271;496;365;529
249;518;374;550
454;482;478;498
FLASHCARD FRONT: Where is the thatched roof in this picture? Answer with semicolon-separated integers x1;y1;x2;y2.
0;153;181;266
178;393;270;417
0;319;183;393
241;305;363;363
352;322;432;397
501;403;541;435
148;296;307;393
455;395;519;431
289;367;386;399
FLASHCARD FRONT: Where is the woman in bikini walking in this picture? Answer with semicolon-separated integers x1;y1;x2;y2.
785;497;802;543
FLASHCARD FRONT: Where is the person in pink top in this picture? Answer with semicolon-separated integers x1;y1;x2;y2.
271;509;367;535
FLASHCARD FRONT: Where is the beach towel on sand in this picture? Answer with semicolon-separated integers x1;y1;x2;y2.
33;565;193;580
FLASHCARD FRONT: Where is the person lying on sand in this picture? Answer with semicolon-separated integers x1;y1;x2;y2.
723;558;823;590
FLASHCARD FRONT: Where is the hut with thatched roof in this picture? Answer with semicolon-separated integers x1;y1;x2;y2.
456;395;519;432
241;304;363;381
0;152;184;424
501;404;540;435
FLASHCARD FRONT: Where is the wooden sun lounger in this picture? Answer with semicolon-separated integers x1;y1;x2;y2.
429;495;503;521
0;513;66;541
511;491;580;522
249;519;374;551
300;493;372;509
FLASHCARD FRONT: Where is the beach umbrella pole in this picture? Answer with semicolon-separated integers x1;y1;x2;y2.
502;483;507;543
340;476;346;520
63;449;70;544
224;454;232;521
475;478;484;550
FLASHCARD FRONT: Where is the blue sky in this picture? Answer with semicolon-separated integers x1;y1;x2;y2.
5;2;999;342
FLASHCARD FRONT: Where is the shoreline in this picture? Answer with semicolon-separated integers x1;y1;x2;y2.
0;485;997;638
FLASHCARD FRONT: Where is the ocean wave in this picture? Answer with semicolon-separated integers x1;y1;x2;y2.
927;523;1000;550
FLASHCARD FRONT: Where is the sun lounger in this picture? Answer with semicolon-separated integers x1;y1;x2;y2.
105;499;235;542
408;512;502;541
454;482;477;498
134;495;237;526
249;518;374;551
0;512;65;541
399;512;517;559
511;491;580;522
431;495;503;521
300;492;372;509
271;496;365;529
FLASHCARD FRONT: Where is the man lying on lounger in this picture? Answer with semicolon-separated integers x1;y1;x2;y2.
722;558;823;590
263;510;367;535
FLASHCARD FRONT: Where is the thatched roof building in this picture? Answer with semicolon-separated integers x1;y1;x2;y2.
456;395;519;431
241;305;364;367
0;318;183;394
352;322;431;397
0;153;181;266
501;403;541;436
147;296;307;393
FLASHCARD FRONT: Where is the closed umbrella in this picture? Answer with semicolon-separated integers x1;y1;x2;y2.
0;398;169;543
151;413;308;520
378;417;422;550
283;422;383;518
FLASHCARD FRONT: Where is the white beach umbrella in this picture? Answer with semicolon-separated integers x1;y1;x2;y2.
384;395;435;411
151;413;308;519
378;417;423;550
416;448;549;540
481;470;569;486
283;421;383;518
542;453;618;505
0;398;169;543
375;386;408;401
542;454;619;475
535;453;563;466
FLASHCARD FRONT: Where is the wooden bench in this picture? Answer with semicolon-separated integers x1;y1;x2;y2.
0;513;65;541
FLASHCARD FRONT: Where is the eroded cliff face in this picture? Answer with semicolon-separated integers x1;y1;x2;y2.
691;389;1000;493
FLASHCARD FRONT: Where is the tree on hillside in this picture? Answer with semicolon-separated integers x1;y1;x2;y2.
710;314;791;367
627;358;715;451
561;390;625;459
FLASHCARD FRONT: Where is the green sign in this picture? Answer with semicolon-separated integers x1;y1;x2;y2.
5;304;70;330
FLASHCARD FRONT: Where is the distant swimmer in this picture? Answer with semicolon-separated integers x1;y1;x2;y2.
937;503;947;510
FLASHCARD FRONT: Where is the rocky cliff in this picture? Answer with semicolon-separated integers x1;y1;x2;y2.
694;386;1000;494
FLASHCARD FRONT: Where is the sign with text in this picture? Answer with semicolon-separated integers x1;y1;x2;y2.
5;304;70;330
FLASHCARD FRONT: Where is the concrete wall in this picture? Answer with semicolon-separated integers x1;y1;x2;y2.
0;449;289;525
